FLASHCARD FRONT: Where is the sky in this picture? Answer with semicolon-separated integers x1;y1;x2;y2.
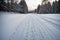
5;0;58;11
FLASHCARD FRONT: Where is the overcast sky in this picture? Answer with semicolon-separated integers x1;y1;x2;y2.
5;0;58;11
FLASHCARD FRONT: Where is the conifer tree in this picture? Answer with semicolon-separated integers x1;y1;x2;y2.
0;0;4;11
57;0;60;13
19;0;28;13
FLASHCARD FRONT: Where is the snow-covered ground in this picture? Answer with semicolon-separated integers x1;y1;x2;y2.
0;12;60;40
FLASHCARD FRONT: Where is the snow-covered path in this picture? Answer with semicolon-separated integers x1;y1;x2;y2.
1;12;60;40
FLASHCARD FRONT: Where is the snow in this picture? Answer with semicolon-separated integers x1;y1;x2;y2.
0;12;60;40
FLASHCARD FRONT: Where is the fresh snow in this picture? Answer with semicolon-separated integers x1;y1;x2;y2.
0;12;60;40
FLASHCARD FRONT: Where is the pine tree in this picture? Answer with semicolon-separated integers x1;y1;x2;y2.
11;0;14;4
0;0;4;2
37;4;40;13
57;0;60;13
0;0;4;11
19;0;28;13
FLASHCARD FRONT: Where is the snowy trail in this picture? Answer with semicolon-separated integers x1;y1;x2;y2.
1;13;60;40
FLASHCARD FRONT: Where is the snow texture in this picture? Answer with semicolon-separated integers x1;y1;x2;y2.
0;12;60;40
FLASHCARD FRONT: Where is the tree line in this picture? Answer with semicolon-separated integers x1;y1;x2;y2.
36;0;60;13
0;0;28;13
0;0;60;13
